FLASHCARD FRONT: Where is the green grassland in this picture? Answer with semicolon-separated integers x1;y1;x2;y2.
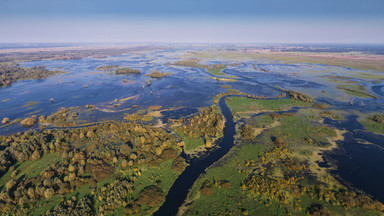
132;160;181;199
174;128;205;152
182;136;205;152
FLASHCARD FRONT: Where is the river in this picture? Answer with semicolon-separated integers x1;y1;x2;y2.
154;96;236;216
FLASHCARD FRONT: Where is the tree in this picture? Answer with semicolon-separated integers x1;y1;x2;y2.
31;150;41;161
86;130;95;138
44;188;55;199
121;159;128;168
205;139;212;148
240;124;255;140
5;179;16;191
68;164;76;172
27;187;36;199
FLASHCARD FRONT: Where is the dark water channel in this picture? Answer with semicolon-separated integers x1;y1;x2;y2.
154;96;236;216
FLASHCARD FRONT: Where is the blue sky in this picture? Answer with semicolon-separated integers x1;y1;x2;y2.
1;0;383;43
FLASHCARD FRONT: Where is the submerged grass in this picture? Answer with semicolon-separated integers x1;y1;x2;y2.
22;101;38;108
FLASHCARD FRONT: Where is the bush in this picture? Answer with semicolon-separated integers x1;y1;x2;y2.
240;124;255;140
2;117;9;124
20;115;37;128
369;114;384;124
136;185;164;208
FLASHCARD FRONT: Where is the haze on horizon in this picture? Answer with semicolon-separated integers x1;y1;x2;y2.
1;0;384;44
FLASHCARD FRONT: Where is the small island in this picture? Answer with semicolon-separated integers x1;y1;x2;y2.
115;67;141;75
145;71;172;78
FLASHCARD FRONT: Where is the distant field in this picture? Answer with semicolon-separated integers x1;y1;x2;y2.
188;50;384;72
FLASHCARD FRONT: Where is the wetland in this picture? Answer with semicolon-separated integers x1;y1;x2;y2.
0;44;383;215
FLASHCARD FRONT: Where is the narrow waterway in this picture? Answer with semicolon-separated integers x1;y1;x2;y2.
154;96;236;216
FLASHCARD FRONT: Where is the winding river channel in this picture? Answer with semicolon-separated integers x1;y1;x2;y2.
154;96;235;215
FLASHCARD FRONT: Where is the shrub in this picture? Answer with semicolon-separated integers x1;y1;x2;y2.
20;115;37;128
2;117;10;124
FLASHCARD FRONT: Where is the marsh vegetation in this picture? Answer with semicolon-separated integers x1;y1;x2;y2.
145;71;172;78
115;67;141;75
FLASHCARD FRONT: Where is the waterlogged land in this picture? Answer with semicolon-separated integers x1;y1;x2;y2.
0;44;384;215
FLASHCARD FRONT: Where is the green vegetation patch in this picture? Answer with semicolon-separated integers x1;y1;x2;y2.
144;71;172;78
168;58;229;77
268;115;336;147
96;65;119;71
177;131;205;151
207;65;227;76
186;142;267;215
225;97;312;118
0;153;62;189
360;114;384;135
115;67;141;75
247;114;275;128
297;108;345;122
336;85;378;98
133;160;181;199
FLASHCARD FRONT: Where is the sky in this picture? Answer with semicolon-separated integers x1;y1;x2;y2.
1;0;384;44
